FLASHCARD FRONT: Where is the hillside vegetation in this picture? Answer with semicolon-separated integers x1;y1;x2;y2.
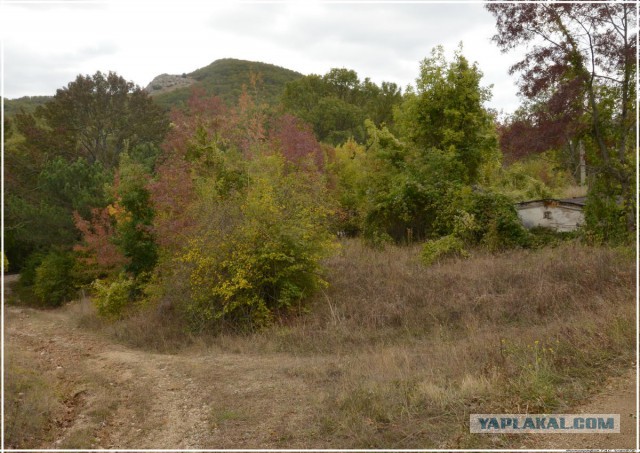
151;58;303;109
2;59;302;116
3;95;52;116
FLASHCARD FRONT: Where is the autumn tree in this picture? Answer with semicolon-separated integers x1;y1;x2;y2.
486;2;637;236
146;89;334;329
73;207;129;278
72;147;159;316
268;113;325;170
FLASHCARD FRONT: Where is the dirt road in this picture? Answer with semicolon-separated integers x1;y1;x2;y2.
5;301;326;449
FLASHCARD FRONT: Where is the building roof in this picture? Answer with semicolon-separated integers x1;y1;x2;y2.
557;196;587;206
516;197;587;208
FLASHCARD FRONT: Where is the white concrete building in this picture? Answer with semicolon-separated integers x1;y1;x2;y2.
515;197;586;232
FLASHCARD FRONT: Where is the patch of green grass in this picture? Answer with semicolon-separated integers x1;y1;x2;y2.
210;406;247;429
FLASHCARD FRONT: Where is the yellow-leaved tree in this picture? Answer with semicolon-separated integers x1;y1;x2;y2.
149;90;336;331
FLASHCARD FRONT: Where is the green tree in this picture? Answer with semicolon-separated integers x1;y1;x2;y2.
5;157;110;269
282;68;402;145
395;45;499;184
16;71;169;170
352;48;522;249
109;149;158;277
354;120;464;243
328;139;368;235
33;250;77;306
361;79;403;126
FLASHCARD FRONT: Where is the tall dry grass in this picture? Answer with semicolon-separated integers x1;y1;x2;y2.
71;238;635;448
229;240;633;356
5;345;61;448
254;240;633;447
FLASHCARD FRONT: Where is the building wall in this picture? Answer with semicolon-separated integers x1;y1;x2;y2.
516;204;585;232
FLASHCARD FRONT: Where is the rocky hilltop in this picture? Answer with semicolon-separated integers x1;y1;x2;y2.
145;73;196;96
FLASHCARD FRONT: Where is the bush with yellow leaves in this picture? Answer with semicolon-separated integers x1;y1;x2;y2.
176;153;335;331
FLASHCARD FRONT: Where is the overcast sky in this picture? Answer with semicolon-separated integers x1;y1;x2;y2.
1;1;523;113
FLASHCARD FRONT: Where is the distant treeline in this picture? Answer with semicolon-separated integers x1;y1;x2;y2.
3;96;52;117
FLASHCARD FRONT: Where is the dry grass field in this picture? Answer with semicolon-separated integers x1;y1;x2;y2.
5;239;636;449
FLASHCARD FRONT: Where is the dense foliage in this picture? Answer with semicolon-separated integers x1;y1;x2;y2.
33;250;77;307
19;71;169;169
487;2;637;240
395;46;499;184
3;96;51;117
282;68;402;145
325;48;517;247
146;90;334;330
6;72;169;270
8;15;630;329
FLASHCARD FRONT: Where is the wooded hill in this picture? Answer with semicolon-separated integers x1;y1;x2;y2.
3;96;52;117
149;58;304;109
2;59;304;116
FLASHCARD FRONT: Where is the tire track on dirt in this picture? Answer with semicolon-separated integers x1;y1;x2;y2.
5;303;323;448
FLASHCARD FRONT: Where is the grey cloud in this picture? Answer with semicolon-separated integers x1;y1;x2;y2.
4;42;119;98
208;4;282;39
69;42;119;61
206;3;494;83
4;52;72;98
209;3;488;56
7;1;106;11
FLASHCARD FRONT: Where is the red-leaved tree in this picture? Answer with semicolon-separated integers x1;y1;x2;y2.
73;208;129;275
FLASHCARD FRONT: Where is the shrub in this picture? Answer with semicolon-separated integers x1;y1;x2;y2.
422;191;529;265
528;226;576;249
468;191;530;250
19;252;46;287
421;234;468;265
451;210;480;244
178;154;335;331
363;228;394;249
583;192;630;244
33;250;76;306
91;274;135;320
